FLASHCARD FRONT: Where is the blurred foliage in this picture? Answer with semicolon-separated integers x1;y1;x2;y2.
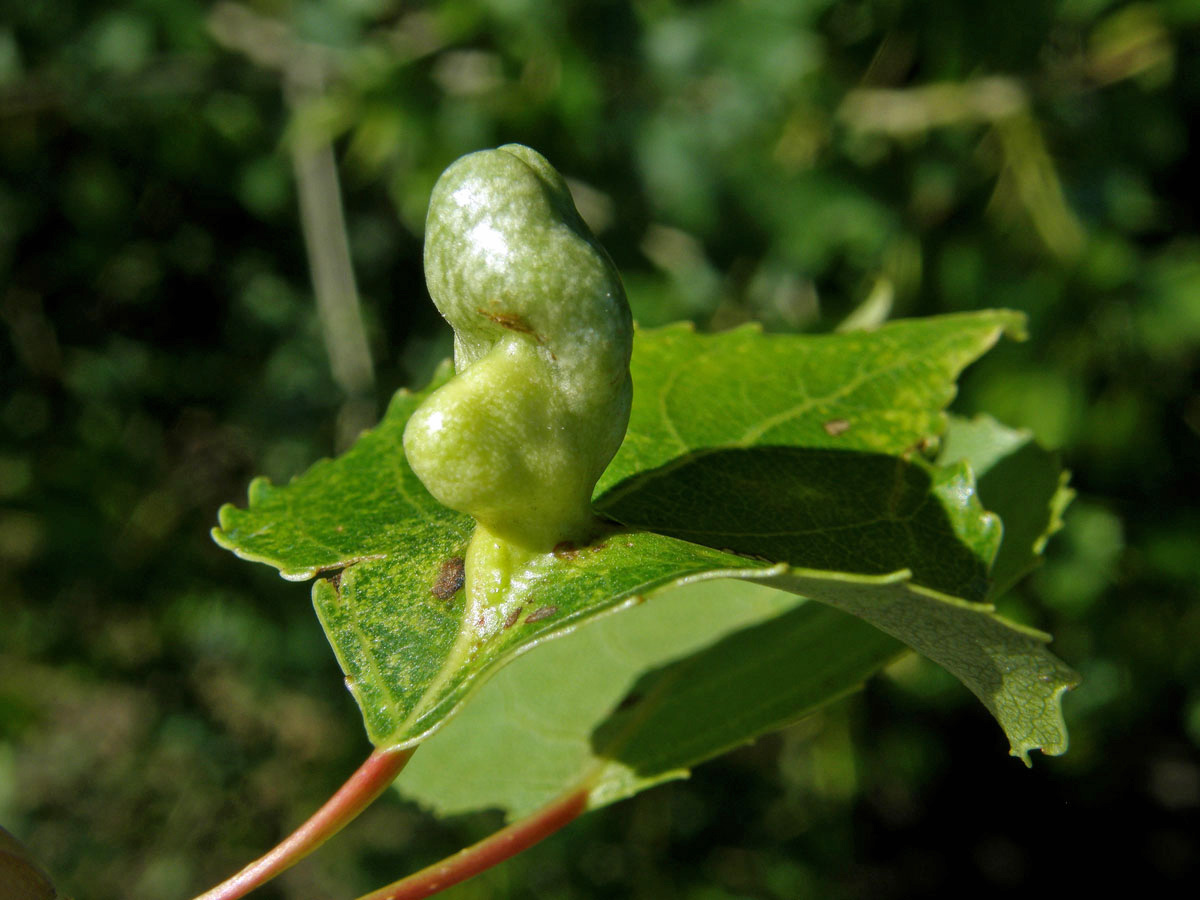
1;0;1197;897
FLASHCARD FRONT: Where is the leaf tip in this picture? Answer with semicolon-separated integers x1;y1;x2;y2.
247;475;277;506
1010;747;1035;768
993;309;1029;342
1006;672;1079;766
209;522;233;549
1034;469;1076;556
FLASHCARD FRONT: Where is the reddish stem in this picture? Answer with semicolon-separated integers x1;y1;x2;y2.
193;745;416;900
355;787;589;900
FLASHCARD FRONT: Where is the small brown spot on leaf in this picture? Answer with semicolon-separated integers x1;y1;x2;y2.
525;605;558;623
555;539;607;560
504;606;524;629
335;524;345;534
431;556;465;601
823;418;851;437
327;571;344;592
553;541;580;560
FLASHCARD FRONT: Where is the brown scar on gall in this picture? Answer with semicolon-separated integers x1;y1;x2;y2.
525;605;558;623
431;556;465;601
476;307;559;359
504;606;524;629
478;308;539;338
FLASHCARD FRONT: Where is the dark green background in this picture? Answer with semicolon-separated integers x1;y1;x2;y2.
2;1;1196;897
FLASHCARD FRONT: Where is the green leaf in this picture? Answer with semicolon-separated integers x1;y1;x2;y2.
213;311;1075;773
312;528;760;746
218;366;777;748
597;309;1027;495
398;579;905;820
598;447;999;601
586;592;903;809
754;569;1075;764
939;414;1075;597
216;360;469;581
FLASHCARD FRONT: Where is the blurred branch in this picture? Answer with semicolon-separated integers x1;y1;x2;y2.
989;113;1085;261
839;77;1027;136
1086;4;1173;87
207;2;446;78
839;77;1084;260
288;67;378;446
208;2;338;79
209;2;376;449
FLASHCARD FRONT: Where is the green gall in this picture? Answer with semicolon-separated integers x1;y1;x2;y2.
404;144;632;577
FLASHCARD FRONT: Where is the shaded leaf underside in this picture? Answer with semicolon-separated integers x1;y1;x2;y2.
400;579;908;819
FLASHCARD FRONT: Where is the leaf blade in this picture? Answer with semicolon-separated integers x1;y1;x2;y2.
598;310;1026;498
213;311;1075;786
397;580;905;819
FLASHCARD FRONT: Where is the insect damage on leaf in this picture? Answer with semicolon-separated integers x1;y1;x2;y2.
431;557;466;601
553;539;608;560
